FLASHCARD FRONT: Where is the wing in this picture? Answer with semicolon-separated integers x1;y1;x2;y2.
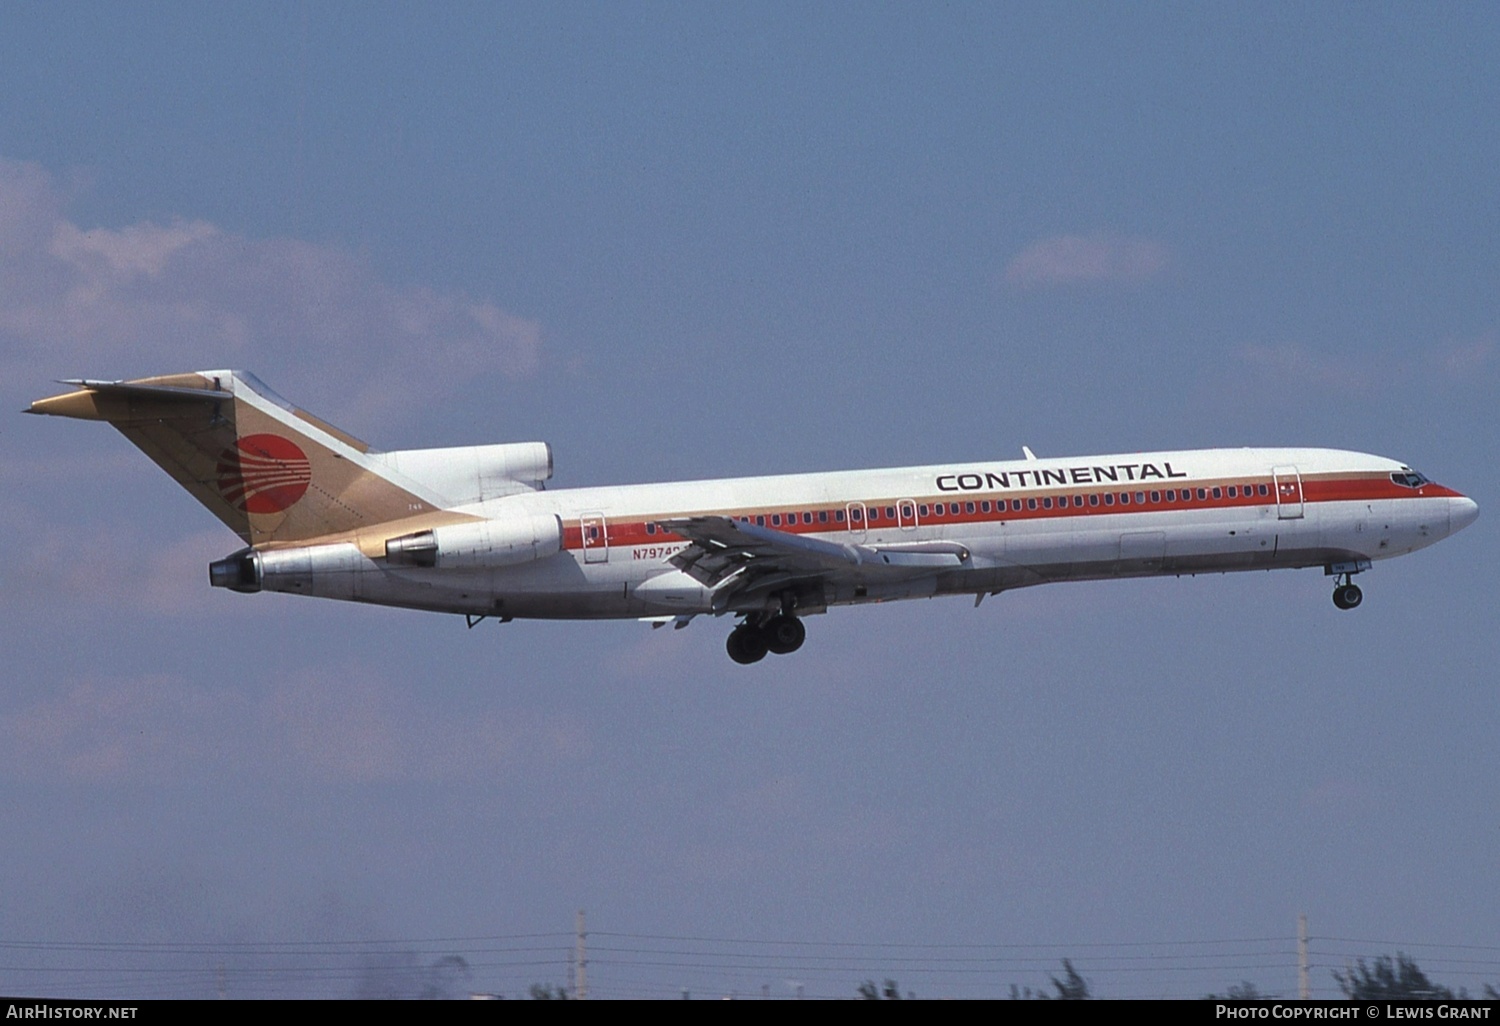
659;515;971;604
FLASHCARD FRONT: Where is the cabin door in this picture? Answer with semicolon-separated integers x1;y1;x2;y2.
846;502;867;540
580;512;609;563
1272;466;1304;520
898;498;919;531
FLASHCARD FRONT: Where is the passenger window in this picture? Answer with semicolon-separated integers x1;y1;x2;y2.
1104;494;1115;506
1042;497;1053;509
981;501;991;513
1212;487;1222;499
886;507;896;519
803;512;813;524
646;523;656;535
1026;498;1037;510
1258;484;1268;496
1197;488;1207;500
818;510;828;523
1120;493;1130;505
1150;491;1160;503
1135;492;1145;504
771;514;781;526
1089;494;1099;507
835;510;845;522
1165;490;1175;501
966;502;975;514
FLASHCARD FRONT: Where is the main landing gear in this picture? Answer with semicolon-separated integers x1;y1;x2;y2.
726;613;806;664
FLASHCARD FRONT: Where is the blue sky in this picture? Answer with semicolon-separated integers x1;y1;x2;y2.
1;3;1496;999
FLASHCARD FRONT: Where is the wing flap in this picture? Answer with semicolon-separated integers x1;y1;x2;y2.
661;516;859;588
658;516;969;595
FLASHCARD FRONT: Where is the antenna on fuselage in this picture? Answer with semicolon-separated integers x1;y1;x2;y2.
1021;446;1038;461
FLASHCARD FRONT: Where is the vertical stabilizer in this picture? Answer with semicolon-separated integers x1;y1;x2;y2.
28;371;438;546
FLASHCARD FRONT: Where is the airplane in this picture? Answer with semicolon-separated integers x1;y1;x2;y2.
28;370;1479;664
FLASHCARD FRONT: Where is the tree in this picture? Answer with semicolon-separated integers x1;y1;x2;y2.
1207;981;1273;1000
529;983;570;1000
1334;954;1453;1000
354;951;472;1000
1046;959;1091;1000
1009;959;1092;1000
857;979;909;999
418;955;471;1000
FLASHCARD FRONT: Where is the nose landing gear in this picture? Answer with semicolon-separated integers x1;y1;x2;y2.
1326;560;1370;611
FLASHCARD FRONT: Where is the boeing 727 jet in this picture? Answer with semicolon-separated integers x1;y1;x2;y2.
29;371;1479;663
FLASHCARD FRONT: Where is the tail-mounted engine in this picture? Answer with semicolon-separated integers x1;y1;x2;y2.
210;543;365;598
210;514;563;603
384;514;563;569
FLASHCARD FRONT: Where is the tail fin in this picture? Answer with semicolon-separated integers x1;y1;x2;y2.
28;370;434;546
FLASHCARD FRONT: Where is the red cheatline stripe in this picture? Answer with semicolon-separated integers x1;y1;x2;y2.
553;474;1462;552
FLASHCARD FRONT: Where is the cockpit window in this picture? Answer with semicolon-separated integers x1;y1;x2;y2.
1391;471;1431;488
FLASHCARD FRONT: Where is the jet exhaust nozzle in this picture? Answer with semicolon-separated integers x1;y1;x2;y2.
209;548;262;593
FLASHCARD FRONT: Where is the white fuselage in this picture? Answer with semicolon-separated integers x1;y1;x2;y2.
265;446;1476;621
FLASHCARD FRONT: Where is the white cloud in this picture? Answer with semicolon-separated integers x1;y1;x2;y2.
1437;333;1494;377
1238;343;1376;391
1003;233;1170;289
0;157;540;427
0;523;230;617
0;667;586;785
1239;334;1496;392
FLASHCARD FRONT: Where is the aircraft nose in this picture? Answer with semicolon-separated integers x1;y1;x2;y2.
1449;496;1480;535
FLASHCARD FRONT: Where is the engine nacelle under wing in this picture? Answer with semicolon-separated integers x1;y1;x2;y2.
384;514;563;569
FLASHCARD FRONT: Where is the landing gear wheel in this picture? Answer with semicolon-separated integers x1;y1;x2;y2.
1332;584;1363;610
726;624;770;664
763;614;806;655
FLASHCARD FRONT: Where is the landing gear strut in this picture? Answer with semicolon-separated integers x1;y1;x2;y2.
725;609;807;664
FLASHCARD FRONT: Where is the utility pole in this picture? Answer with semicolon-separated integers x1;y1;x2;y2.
1298;913;1309;1000
575;909;588;1000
